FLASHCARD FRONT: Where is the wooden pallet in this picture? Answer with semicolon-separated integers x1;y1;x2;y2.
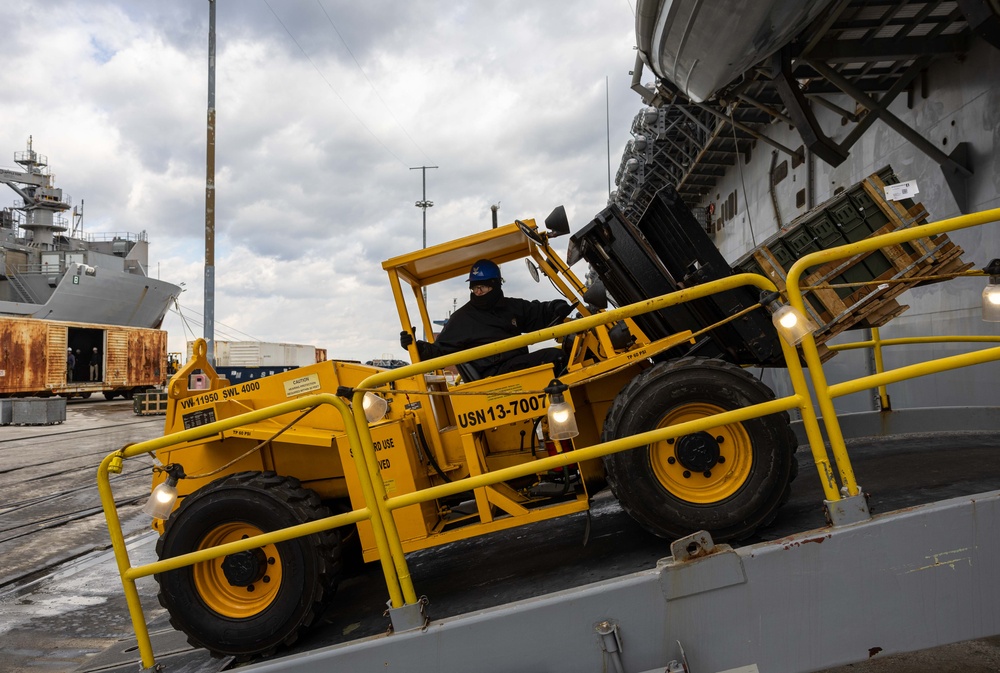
746;170;972;359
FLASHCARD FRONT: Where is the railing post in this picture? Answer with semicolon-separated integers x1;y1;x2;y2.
97;453;158;670
872;327;891;410
351;391;421;613
778;336;841;501
97;394;410;669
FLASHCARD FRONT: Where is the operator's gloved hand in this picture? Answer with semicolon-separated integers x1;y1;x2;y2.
556;300;579;321
415;341;430;360
400;329;414;349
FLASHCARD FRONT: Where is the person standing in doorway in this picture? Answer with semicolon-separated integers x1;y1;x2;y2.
89;347;101;381
66;348;75;383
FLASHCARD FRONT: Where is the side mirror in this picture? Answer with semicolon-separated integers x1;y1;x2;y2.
525;259;540;283
516;219;544;245
544;205;570;238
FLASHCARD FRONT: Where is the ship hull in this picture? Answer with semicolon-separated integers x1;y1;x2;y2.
635;0;834;102
1;141;180;330
0;267;179;329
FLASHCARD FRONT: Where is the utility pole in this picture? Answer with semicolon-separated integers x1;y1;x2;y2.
204;0;217;366
606;75;612;200
410;165;437;308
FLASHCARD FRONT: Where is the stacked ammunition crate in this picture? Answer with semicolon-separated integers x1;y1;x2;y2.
133;389;169;415
734;167;971;353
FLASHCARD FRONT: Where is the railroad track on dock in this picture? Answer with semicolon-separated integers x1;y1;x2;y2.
0;467;151;544
0;413;165;589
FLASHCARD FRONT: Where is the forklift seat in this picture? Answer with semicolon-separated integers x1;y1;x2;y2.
455;361;483;384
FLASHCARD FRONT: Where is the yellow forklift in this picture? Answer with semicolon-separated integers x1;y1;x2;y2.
147;195;797;658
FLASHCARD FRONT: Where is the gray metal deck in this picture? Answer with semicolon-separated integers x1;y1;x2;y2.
3;402;999;673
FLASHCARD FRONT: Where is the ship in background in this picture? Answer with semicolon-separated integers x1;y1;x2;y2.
0;138;180;328
615;0;1000;416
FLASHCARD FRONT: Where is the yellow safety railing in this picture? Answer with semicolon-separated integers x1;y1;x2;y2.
783;206;1000;499
99;207;1000;669
97;394;391;670
827;332;1000;410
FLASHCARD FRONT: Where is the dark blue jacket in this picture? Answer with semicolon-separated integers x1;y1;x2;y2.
418;296;572;377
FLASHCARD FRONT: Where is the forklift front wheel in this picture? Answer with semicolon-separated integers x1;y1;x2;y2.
154;471;342;659
602;357;797;542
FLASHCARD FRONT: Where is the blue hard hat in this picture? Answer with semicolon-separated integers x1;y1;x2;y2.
467;259;501;283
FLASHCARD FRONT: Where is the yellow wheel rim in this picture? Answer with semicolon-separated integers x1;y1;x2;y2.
649;402;753;504
193;523;283;618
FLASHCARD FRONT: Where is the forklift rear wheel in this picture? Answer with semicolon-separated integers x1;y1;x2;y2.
602;357;797;542
155;471;341;659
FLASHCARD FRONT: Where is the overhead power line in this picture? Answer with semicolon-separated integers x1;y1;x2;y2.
315;0;434;165
263;0;409;168
171;300;261;343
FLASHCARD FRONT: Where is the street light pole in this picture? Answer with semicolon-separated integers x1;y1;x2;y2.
410;165;437;310
411;165;437;249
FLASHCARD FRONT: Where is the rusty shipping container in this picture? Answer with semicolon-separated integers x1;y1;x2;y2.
0;317;167;398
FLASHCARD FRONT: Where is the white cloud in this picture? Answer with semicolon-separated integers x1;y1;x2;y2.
1;0;639;361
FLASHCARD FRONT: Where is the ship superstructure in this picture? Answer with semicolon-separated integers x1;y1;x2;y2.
0;138;180;328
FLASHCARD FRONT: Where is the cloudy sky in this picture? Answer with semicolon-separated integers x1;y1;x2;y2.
2;0;641;361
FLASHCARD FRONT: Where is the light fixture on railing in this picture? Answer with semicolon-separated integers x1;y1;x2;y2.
362;392;388;423
545;379;579;440
982;259;1000;322
335;386;390;424
143;464;186;520
760;291;817;346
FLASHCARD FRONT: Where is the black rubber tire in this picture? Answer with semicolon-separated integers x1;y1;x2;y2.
154;471;341;658
602;357;797;542
102;391;117;400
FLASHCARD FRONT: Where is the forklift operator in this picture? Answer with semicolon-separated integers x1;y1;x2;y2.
400;259;575;379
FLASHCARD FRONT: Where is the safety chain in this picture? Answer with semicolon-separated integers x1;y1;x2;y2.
801;268;979;292
180;406;319;480
355;384;550;397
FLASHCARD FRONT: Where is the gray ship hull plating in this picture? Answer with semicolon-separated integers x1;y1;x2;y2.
724;38;1000;414
0;265;177;328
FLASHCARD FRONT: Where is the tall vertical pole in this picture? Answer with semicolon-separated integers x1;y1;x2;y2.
204;0;217;365
410;165;437;313
606;75;612;200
